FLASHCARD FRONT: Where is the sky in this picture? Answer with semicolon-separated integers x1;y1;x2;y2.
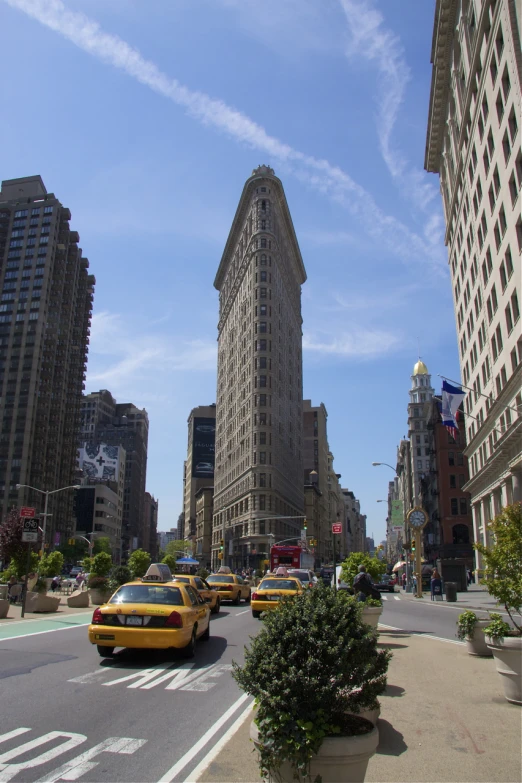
0;0;462;545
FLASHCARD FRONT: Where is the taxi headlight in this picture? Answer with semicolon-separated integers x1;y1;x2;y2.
165;611;183;628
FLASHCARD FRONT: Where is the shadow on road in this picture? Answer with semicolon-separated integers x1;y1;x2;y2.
0;649;76;679
375;719;408;756
99;634;229;669
378;642;409;650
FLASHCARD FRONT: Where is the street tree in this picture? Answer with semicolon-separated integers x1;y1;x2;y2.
0;508;26;568
91;552;113;578
165;539;193;557
128;549;151;579
92;537;112;555
340;552;387;587
161;554;178;572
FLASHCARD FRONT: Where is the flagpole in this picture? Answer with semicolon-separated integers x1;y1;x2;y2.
437;374;522;415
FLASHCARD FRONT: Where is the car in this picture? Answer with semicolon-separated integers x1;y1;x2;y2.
194;462;214;475
171;574;221;614
70;566;82;578
251;577;303;618
206;572;251;605
287;568;317;588
374;574;396;593
88;564;211;658
318;568;334;586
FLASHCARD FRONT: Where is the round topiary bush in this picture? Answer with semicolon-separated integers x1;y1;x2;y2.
233;583;391;781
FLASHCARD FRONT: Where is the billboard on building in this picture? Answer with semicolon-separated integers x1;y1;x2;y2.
79;443;121;482
391;500;404;527
192;418;215;478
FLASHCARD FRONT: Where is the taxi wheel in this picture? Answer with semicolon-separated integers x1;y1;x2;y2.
211;598;221;614
182;627;197;658
233;592;241;605
97;645;114;658
252;610;261;619
201;622;210;641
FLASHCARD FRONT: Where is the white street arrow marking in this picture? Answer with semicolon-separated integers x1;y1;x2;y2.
140;662;195;690
103;664;174;688
0;732;87;782
35;737;147;783
179;664;233;692
67;670;114;684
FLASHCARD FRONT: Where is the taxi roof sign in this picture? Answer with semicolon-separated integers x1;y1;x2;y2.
217;566;232;574
142;563;173;582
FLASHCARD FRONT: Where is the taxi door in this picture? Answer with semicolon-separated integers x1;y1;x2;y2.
194;576;213;605
185;585;209;635
236;576;250;600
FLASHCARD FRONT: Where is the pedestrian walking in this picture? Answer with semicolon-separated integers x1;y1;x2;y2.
352;565;380;602
466;568;472;586
401;572;406;589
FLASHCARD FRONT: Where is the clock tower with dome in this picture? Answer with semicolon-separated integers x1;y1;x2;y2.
407;359;434;504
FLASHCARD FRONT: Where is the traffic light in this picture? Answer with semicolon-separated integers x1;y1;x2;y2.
68;538;76;546
219;539;224;551
218;553;223;560
303;518;307;530
411;540;416;556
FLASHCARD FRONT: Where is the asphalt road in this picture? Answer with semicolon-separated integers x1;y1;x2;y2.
0;603;258;783
380;591;479;641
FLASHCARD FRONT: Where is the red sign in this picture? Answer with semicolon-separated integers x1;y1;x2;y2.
332;523;342;534
20;507;36;518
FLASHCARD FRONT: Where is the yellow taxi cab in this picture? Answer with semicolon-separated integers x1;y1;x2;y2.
171;574;221;614
88;564;211;658
251;575;303;618
206;568;251;605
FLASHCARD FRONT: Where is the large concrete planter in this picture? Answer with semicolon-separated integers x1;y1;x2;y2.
0;599;10;619
486;635;522;705
361;605;383;629
89;588;112;606
25;591;60;613
465;620;493;657
250;719;378;783
67;590;90;608
349;703;380;726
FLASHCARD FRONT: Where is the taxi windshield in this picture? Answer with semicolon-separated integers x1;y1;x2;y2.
288;570;312;582
110;585;184;605
259;579;299;591
207;575;235;583
172;576;190;583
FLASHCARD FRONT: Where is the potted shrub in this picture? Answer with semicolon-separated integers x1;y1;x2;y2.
474;503;521;704
128;549;151;580
233;584;390;783
456;610;492;657
108;565;132;593
88;552;114;605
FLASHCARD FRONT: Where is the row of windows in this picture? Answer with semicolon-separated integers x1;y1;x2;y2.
14;206;53;218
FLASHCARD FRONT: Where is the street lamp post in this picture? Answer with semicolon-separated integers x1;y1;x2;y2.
372;462;412;592
16;483;81;563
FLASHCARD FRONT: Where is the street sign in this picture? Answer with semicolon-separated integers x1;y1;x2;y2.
20;506;36;518
332;523;342;534
22;517;39;542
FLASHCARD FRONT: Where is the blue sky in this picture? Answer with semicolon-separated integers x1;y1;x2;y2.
0;0;461;545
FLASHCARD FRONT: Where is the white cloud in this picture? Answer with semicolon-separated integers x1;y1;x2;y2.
87;310;216;391
5;0;443;267
303;327;400;358
339;0;437;212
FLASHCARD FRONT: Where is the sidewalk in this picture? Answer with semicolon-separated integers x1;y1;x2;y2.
398;584;503;614
195;629;521;783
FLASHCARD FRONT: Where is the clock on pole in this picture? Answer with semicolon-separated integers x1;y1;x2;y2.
407;507;428;598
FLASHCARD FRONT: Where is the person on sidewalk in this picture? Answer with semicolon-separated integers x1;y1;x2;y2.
353;565;380;602
402;572;406;590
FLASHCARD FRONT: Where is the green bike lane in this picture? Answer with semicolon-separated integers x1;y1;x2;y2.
0;610;92;640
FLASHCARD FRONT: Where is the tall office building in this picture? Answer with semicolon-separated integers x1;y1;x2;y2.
425;1;521;566
80;390;149;557
183;404;216;542
0;176;94;541
212;166;307;571
303;400;330;565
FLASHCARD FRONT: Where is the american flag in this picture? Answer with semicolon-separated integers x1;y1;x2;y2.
441;380;466;440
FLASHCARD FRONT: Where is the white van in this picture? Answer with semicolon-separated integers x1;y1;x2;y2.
331;566;350;590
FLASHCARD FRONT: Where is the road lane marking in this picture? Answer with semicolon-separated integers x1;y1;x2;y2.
381;596;388;601
157;693;250;782
0;622;90;643
179;664;233;692
235;609;250;615
103;664;174;688
68;670;114;685
187;702;254;782
35;736;147;783
140;662;195;689
394;596;401;600
378;623;465;645
165;663;216;691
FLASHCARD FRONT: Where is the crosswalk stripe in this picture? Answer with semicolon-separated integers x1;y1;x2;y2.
394;595;401;600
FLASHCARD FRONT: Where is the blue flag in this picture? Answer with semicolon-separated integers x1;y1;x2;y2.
441;380;466;439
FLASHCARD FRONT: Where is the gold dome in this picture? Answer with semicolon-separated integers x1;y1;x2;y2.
413;360;429;376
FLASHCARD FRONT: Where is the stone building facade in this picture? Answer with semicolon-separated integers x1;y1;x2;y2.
212;166;306;571
425;0;521;567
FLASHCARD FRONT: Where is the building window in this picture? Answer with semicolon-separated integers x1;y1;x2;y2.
259;473;266;487
448;451;455;466
450;498;459;515
259;452;266;464
453;523;469;544
259;394;266;406
259;322;267;333
259;432;266;445
43;206;53;214
417;460;422;470
14;210;28;218
258;375;267;387
450;474;456;488
457;452;464;466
